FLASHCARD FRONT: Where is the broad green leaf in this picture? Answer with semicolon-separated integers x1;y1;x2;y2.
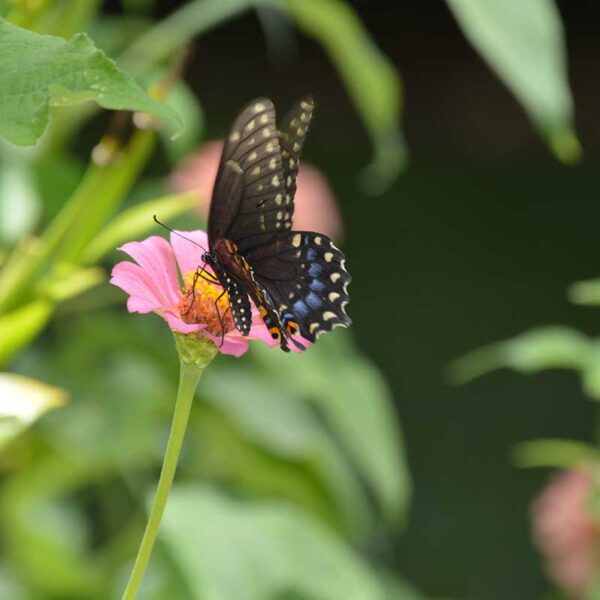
0;300;53;367
0;447;109;597
0;373;66;453
82;191;198;264
449;327;600;401
286;0;406;193
568;278;600;306
251;331;411;527
513;439;599;469
0;18;181;146
446;0;581;163
448;326;590;385
200;367;375;537
159;485;386;600
189;404;347;533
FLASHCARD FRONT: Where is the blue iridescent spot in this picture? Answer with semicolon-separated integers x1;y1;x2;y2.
293;300;309;318
308;263;323;277
282;312;295;325
306;292;322;309
310;279;326;293
306;248;317;260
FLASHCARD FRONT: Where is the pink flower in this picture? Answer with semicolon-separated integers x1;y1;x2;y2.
110;230;279;357
169;140;344;241
531;466;600;597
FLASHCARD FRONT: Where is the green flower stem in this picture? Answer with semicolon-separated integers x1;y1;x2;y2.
122;334;218;600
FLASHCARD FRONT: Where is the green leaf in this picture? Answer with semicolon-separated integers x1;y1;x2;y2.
0;18;181;146
449;327;600;402
513;438;599;469
200;367;375;537
446;0;581;163
0;373;66;453
0;447;109;597
448;326;590;385
568;278;600;306
159;485;386;600
38;263;104;302
0;300;53;367
251;331;411;527
286;0;406;193
82;191;198;264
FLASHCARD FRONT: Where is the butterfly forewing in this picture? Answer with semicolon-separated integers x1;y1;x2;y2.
209;98;289;252
246;231;351;343
278;95;315;207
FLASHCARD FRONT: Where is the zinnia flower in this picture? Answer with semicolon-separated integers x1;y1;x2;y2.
531;466;600;597
110;229;279;357
169;140;344;241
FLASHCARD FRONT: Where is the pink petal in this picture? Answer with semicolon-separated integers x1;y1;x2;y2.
170;230;211;278
118;237;180;307
111;261;165;313
203;331;250;357
164;312;207;334
248;321;278;347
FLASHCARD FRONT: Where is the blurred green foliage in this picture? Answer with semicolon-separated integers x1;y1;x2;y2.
0;0;583;598
447;0;580;163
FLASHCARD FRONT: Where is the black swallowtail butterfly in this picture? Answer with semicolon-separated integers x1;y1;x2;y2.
203;95;351;352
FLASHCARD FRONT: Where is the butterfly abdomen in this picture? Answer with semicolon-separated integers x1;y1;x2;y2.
213;239;252;281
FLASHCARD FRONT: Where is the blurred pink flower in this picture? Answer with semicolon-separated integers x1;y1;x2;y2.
110;230;278;357
169;140;343;241
531;466;600;597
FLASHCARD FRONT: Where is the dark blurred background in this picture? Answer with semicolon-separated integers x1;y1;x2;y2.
151;1;600;597
90;1;599;597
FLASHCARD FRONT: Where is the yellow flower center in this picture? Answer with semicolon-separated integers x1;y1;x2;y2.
178;269;234;336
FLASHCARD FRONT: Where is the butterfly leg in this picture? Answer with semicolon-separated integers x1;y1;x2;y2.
213;288;230;347
184;265;221;317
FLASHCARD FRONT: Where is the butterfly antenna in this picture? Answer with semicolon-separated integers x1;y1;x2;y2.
153;215;208;253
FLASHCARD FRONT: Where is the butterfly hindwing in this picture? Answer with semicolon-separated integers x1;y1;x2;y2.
245;231;351;343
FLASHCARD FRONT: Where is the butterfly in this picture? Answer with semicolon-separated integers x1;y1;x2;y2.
203;95;351;352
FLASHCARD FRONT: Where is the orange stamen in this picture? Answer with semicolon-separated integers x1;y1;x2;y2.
177;270;234;336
